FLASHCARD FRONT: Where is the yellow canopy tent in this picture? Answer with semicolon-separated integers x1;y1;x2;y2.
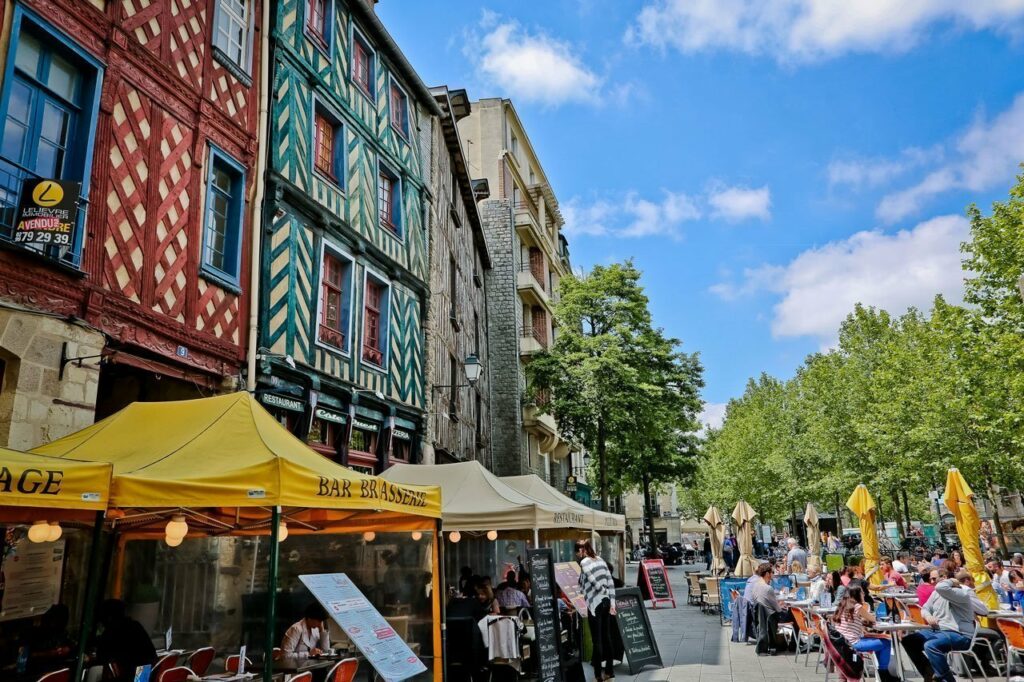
703;506;726;573
732;500;758;577
804;503;822;572
32;392;442;682
847;484;882;585
944;468;998;614
0;448;111;521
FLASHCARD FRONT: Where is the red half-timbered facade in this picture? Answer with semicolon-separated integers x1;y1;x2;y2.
0;0;262;443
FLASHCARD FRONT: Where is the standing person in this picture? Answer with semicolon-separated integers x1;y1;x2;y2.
576;540;616;681
785;538;807;574
703;533;712;571
281;602;331;657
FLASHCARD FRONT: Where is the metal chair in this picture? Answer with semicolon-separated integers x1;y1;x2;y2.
704;577;721;615
289;673;314;682
35;669;70;682
997;617;1024;675
947;623;1001;681
224;654;252;672
186;647;215;676
326;657;360;682
789;606;818;665
156;667;195;682
687;573;702;606
150;653;178;681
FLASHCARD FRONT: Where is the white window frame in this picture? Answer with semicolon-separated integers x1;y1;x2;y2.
314;240;355;356
359;265;392;373
213;0;253;74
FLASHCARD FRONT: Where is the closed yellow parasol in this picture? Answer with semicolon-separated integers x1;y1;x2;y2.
703;505;727;573
804;503;822;572
847;484;882;585
732;500;758;577
943;468;998;612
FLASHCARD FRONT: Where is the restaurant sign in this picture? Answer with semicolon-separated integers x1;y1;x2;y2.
352;419;379;432
13;179;80;246
392;429;412;441
261;393;305;413
314;406;347;424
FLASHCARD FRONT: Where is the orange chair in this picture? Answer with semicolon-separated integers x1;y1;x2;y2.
187;646;215;676
35;669;70;682
789;607;817;666
225;654;253;673
156;667;195;682
326;657;360;682
997;617;1024;670
151;653;178;681
290;673;313;682
811;612;828;674
906;603;926;625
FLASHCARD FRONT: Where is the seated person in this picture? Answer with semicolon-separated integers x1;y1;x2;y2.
832;585;898;682
25;604;75;678
877;557;907;589
916;566;937;604
281;602;330;658
475;584;500;616
806;567;826;604
494;571;531;613
94;599;156;682
747;563;794;651
901;570;994;682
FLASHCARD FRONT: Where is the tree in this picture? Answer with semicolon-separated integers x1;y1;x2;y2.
528;260;705;515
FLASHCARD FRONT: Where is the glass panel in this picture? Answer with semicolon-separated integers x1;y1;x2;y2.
40;101;69;144
14;33;41;77
46;53;78;102
34;140;60;177
0;119;26;163
213;165;233;194
7;80;31;122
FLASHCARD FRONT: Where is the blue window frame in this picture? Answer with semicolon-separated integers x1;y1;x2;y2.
305;0;335;56
350;26;375;102
312;99;344;186
0;7;102;267
201;145;246;288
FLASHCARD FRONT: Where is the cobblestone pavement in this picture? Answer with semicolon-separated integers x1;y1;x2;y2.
617;563;919;682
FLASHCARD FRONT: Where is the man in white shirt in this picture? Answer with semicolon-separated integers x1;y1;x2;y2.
281;602;331;658
892;553;909;573
986;559;1011;600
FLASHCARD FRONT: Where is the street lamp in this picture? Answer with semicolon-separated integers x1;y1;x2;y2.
432;354;484;391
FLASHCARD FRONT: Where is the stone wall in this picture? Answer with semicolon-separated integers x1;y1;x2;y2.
0;310;104;449
480;198;526;476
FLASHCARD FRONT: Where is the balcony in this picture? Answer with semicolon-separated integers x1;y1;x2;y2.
516;264;550;309
523;402;559;453
513;197;549;254
519;324;547;356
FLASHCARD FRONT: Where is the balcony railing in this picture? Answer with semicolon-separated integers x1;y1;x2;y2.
519;261;547;292
0;157;86;268
520;325;548;348
513;197;539;224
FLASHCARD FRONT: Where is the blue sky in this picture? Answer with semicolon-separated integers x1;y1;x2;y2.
377;1;1024;426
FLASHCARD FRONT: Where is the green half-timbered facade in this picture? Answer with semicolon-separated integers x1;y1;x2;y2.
257;0;436;473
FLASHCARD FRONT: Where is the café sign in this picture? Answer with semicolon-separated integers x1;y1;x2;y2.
314;407;347;424
13;179;80;246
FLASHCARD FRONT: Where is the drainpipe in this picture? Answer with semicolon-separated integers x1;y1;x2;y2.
246;0;273;391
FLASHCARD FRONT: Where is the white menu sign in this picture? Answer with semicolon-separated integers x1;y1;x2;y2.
300;573;426;682
1;538;65;621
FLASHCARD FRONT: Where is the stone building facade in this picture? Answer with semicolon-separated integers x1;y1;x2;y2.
422;87;492;465
0;0;264;446
458;98;572;481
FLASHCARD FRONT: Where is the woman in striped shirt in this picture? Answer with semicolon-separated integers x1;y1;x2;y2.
576;539;616;681
832;585;898;681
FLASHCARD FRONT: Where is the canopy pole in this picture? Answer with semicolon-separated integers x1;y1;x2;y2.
73;511;105;682
435;518;445;682
533;528;539;548
264;507;281;682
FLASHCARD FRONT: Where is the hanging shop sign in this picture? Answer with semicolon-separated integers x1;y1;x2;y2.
314;406;347;424
352;419;380;432
260;393;305;413
565;475;577;494
13;179;80;246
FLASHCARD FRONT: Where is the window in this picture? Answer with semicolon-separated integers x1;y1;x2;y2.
391;438;410;462
449;353;458;421
318;248;352;351
306;0;331;52
201;146;246;286
449;255;457;322
351;29;375;100
312;104;343;184
308;418;343;457
475;392;483;445
349;427;377;454
361;275;389;368
213;0;250;72
377;163;401;236
0;10;102;266
510;132;518;158
389;78;409;139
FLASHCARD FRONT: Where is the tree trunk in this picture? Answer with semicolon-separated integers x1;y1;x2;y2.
876;494;886;545
901;489;912;534
834;492;843;536
891;489;905;542
642;468;657;555
985;476;1010;558
598;416;608;512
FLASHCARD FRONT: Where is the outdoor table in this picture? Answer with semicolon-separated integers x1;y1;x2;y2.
989;609;1024;619
249;654;338;677
190;674;256;681
871;621;927;679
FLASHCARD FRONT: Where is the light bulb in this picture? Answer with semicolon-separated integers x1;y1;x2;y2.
363;531;376;542
278;522;289;542
27;521;49;543
449;531;461;543
486;530;498;541
47;522;62;542
165;534;183;547
165;514;188;540
411;531;423;541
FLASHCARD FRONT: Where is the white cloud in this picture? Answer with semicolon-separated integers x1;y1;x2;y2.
468;15;602;106
626;0;1024;62
827;147;942;190
707;185;772;222
710;215;969;344
563;191;701;239
699;402;728;431
877;94;1024;222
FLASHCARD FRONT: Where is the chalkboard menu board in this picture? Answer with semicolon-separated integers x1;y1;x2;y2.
527;548;564;682
614;587;663;674
638;559;676;608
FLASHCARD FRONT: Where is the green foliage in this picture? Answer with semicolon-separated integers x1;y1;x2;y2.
691;174;1024;531
527;260;705;509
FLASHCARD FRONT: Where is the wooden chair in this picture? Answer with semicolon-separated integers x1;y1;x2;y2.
156;667;195;682
687;573;702;605
704;577;721;615
186;647;215;676
326;657;360;682
224;654;252;672
35;669;70;682
150;653;178;681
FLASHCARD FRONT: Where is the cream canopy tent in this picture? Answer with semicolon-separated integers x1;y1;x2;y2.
502;474;627;534
380;461;566;531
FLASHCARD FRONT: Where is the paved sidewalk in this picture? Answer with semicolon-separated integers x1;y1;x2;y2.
615;564;872;682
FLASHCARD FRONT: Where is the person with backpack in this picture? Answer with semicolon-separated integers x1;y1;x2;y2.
832;585;901;681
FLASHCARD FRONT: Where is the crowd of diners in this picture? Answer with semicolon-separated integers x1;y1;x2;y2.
728;537;1024;682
